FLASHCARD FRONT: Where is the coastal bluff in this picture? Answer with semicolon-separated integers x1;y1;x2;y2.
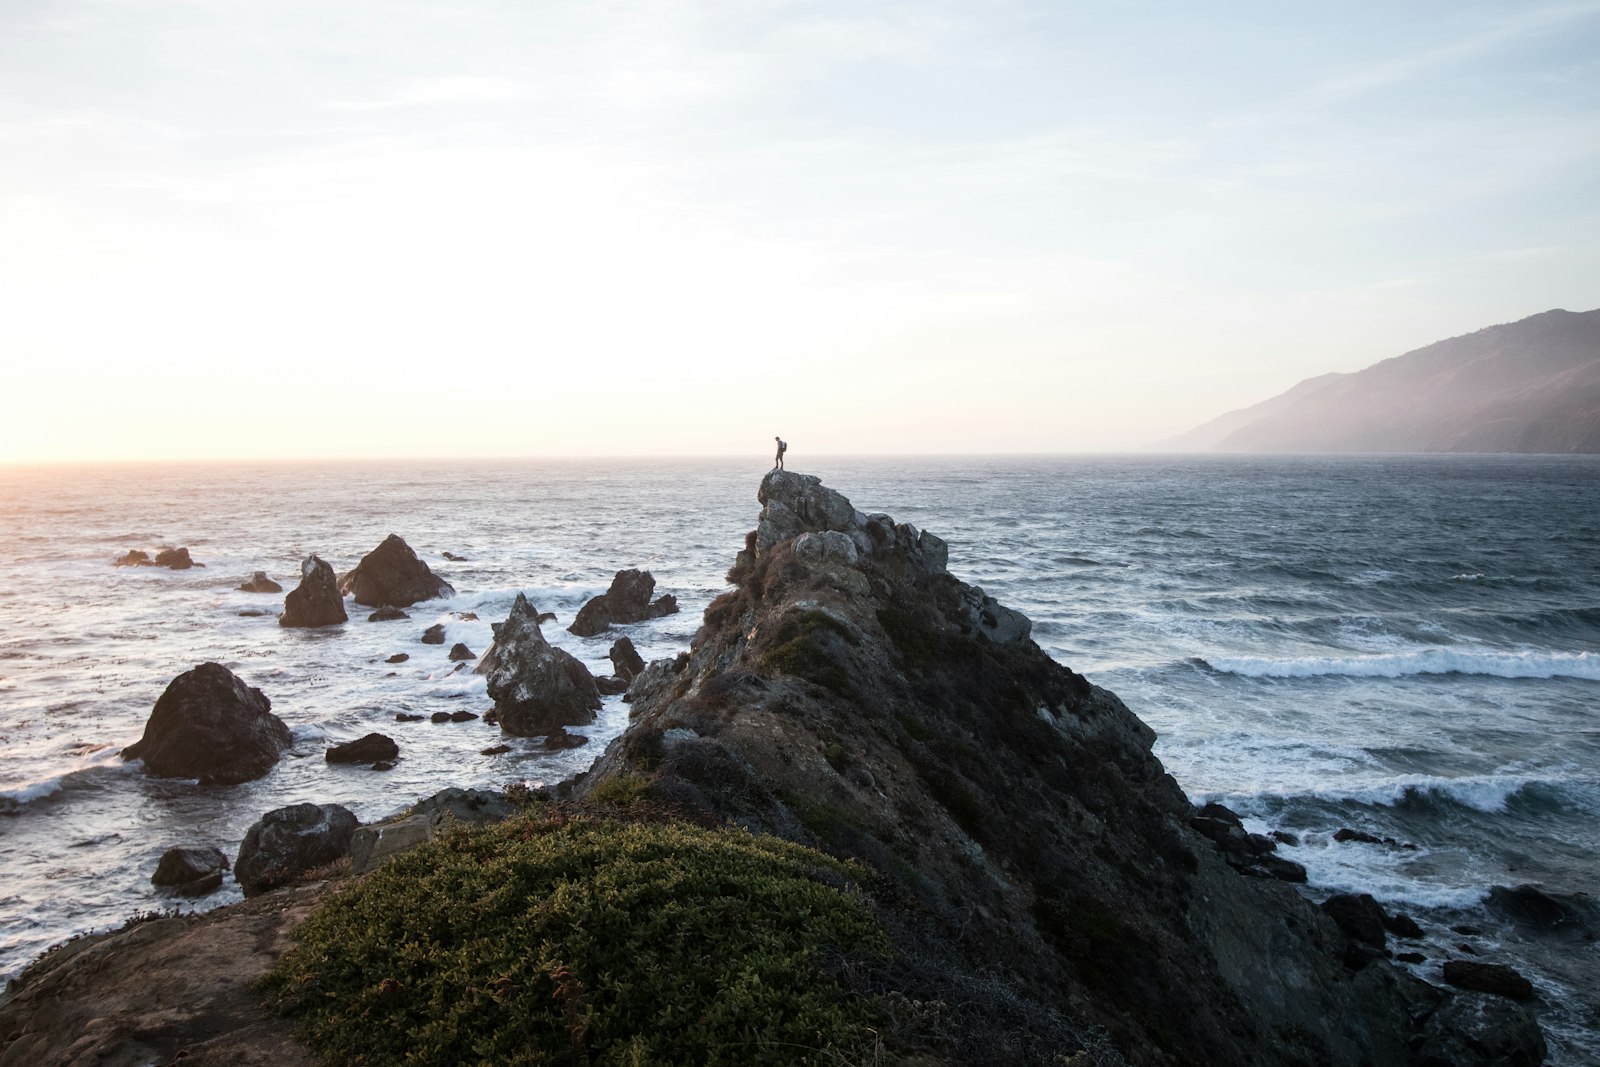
0;471;1543;1066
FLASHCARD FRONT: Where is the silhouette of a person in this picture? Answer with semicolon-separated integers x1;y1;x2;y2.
773;436;787;470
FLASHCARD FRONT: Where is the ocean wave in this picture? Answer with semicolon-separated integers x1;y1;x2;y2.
1201;648;1600;681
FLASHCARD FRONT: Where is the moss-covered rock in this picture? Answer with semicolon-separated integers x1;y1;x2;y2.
264;815;888;1066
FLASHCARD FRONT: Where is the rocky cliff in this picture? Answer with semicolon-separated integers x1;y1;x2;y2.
1162;308;1600;453
569;470;1543;1065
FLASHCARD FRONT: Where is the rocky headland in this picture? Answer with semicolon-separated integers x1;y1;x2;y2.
1;471;1546;1066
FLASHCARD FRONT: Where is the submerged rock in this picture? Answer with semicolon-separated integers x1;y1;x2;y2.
477;592;600;736
421;624;446;645
122;663;291;786
234;802;358;896
567;469;1537;1066
279;555;347;629
568;569;678;636
339;534;454;608
114;549;150;567
368;606;409;622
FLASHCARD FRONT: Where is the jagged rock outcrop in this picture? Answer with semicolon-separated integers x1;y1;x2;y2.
278;555;347;628
571;469;1544;1066
476;593;601;736
239;571;282;593
338;534;454;607
234;803;358;897
122;663;292;786
568;568;678;636
151;846;230;897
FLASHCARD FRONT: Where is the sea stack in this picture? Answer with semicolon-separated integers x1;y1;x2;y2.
339;534;454;607
571;469;1544;1065
279;555;347;628
121;663;292;786
476;592;600;736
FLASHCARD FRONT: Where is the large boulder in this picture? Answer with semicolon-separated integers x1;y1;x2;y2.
121;663;292;786
234;802;359;896
339;534;454;608
150;846;230;897
477;593;601;736
279;555;347;628
568;569;679;636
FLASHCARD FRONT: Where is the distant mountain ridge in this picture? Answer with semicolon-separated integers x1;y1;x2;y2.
1163;308;1600;453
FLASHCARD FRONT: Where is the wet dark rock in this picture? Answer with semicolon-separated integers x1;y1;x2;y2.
325;733;399;765
429;712;453;724
121;663;291;786
481;743;512;756
1486;883;1600;940
421;624;446;645
608;636;646;681
114;549;150;567
1321;893;1388;950
568;569;679;636
477;593;600;736
234;802;358;896
238;571;282;593
1198;802;1242;824
1396;952;1427;964
237;609;270;617
150;846;229;897
368;606;409;622
447;642;476;662
339;534;454;608
1249;855;1308;883
154;547;199;569
1333;827;1415;850
1413;991;1546;1067
595;675;630;696
279;555;347;629
1270;829;1301;847
394;712;424;722
542;726;589;750
386;653;410;664
442;552;469;562
1386;912;1424;939
453;611;479;621
371;759;395;771
1442;960;1536;1001
449;710;478;723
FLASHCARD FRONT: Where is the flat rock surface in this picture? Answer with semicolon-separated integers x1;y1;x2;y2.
0;881;328;1067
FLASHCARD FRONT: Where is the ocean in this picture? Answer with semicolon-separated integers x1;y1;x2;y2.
1;455;1596;1062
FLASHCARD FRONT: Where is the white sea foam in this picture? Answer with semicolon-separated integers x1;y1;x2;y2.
1206;648;1600;681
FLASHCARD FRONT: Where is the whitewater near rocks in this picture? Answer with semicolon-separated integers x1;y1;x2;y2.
0;454;1596;1061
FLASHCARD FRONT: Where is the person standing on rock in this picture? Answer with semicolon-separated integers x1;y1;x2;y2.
773;436;787;470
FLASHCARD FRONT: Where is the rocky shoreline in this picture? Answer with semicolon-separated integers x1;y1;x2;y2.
1;472;1549;1065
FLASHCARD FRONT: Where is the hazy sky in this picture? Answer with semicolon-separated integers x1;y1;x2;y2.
3;1;1597;461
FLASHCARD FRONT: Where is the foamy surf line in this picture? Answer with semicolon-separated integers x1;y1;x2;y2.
1203;648;1600;681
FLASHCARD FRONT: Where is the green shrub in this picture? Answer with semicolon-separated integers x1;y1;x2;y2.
264;817;888;1066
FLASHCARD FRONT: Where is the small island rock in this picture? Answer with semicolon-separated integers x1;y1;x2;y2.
568;569;678;637
421;624;446;645
447;642;476;662
238;571;282;593
121;663;291;786
325;733;399;765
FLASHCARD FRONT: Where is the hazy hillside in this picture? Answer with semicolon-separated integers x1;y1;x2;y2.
1162;308;1600;453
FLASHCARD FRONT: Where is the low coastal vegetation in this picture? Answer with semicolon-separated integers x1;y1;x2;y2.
262;811;889;1066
